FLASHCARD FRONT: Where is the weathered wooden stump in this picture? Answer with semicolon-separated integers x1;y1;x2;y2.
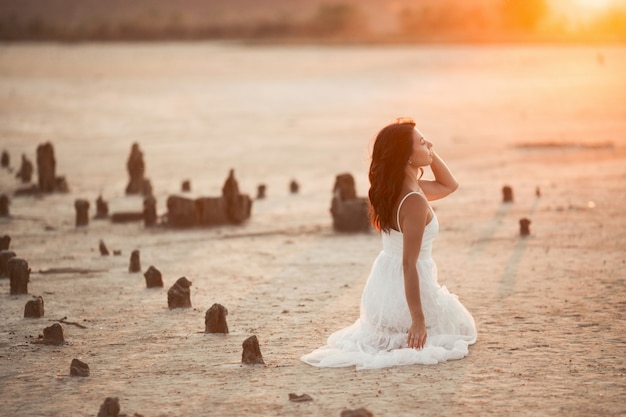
519;218;531;237
289;179;299;194
97;397;120;417
0;150;9;168
167;277;192;309
330;173;370;232
241;335;265;365
74;199;90;227
24;295;44;318
70;358;90;377
256;184;266;199
502;185;514;203
143;196;157;227
143;265;163;288
196;197;229;226
125;142;146;195
55;175;69;193
536;186;541;198
166;195;199;227
222;169;252;224
0;193;9;217
16;154;33;183
334;173;358;200
0;250;16;277
205;303;229;334
95;195;109;219
99;240;110;256
8;257;30;295
142;178;153;197
36;142;56;193
341;408;374;417
0;235;10;250
41;323;64;345
129;250;141;273
181;180;191;192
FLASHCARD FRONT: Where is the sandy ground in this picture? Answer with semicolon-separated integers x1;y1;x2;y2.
0;43;625;417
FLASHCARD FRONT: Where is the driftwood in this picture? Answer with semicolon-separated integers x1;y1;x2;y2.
330;173;370;232
24;296;44;318
341;408;374;417
8;257;30;295
205;303;229;334
288;393;313;403
241;335;265;365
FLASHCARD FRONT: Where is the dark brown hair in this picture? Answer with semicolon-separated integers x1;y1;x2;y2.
368;120;416;233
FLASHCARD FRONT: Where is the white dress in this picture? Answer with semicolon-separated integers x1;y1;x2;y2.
301;192;477;370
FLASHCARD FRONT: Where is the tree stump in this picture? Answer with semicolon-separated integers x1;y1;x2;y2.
502;185;514;203
256;184;266;199
0;150;9;168
16;154;33;183
167;277;192;309
330;173;370;232
241;335;265;365
519;218;531;237
195;197;229;226
289;179;299;194
142;178;153;197
205;303;229;334
97;397;120;417
181;180;191;192
0;235;10;251
143;196;157;227
55;175;69;193
144;265;163;288
99;240;110;256
129;250;141;273
166;195;199;227
8;257;30;295
341;408;374;417
70;358;90;377
222;169;241;222
41;323;64;345
24;295;44;318
125;142;146;195
95;195;109;219
36;142;57;193
0;250;16;278
74;199;90;227
0;193;9;217
111;211;144;223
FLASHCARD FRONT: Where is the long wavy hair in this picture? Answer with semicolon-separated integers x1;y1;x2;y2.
368;120;420;233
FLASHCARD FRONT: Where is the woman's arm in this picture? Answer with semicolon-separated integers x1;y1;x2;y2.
419;151;458;201
399;194;430;349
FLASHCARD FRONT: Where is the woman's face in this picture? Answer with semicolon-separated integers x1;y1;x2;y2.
408;128;433;167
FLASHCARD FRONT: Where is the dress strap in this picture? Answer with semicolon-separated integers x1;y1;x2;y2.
396;191;423;233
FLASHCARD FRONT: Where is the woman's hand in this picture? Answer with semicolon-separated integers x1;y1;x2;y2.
407;316;428;349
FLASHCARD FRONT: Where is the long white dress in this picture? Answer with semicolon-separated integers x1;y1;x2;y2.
301;192;477;370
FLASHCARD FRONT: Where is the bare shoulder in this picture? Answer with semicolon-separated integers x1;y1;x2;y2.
398;192;431;231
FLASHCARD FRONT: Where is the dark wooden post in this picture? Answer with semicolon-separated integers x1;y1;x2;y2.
502;185;514;203
129;250;141;273
205;303;229;334
0;250;16;277
167;277;192;309
36;142;56;193
74;199;90;227
24;296;44;318
0;194;9;217
8;257;30;295
144;266;163;288
242;335;265;365
143;196;157;227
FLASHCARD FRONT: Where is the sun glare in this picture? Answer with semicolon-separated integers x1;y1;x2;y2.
573;0;616;12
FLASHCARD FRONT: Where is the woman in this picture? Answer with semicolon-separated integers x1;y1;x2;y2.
301;118;477;370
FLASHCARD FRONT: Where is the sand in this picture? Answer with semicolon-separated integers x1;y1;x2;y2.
0;42;625;417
